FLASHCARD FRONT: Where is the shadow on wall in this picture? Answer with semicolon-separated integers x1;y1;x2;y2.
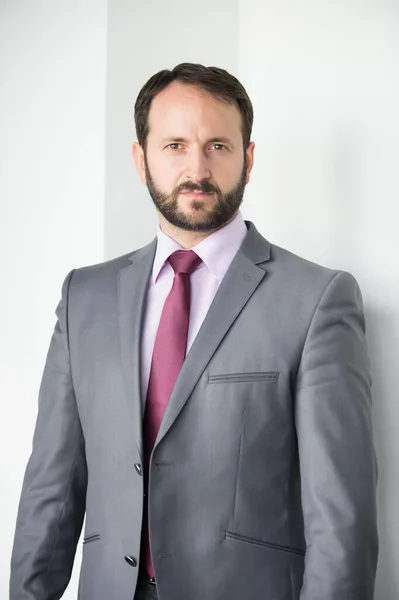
364;305;398;600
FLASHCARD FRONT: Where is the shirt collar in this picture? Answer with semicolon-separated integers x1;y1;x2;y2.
152;211;248;284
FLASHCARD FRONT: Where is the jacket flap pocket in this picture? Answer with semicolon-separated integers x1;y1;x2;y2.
225;530;305;556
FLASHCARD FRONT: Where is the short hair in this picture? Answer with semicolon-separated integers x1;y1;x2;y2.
134;62;254;152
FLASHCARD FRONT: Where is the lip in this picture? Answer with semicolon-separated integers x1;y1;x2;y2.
181;191;213;197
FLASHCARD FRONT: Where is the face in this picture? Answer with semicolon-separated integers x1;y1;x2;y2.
133;82;255;232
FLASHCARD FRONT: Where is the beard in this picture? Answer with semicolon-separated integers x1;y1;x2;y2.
144;156;247;232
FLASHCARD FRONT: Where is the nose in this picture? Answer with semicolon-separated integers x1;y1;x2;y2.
185;147;211;181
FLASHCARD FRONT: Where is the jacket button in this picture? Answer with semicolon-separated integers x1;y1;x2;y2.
134;463;142;475
124;555;137;567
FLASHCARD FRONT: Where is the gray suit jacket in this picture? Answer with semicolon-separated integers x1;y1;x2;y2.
10;220;378;600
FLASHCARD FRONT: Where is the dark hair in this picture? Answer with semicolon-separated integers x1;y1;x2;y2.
134;62;254;152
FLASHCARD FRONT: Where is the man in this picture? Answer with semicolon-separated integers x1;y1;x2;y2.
10;63;378;600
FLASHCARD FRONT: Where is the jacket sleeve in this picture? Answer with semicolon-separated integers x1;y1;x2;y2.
295;271;378;600
10;269;87;600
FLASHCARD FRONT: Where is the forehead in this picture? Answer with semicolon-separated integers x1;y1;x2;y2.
147;81;242;140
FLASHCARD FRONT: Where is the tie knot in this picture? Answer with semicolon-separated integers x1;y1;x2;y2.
168;250;202;275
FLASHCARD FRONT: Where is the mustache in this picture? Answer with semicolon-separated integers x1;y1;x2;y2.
176;180;219;195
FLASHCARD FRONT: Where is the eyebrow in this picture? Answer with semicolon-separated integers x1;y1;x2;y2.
161;136;235;147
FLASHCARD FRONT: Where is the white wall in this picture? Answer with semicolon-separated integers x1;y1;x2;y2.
0;1;107;598
238;1;399;597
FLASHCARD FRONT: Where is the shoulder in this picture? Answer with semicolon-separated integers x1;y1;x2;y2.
54;240;155;310
266;241;361;307
71;252;132;284
68;239;156;288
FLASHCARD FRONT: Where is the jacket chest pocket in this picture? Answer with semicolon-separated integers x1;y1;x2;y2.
82;532;101;545
208;372;280;384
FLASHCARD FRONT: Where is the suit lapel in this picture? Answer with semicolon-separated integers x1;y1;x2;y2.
154;221;271;448
117;221;271;458
118;238;157;460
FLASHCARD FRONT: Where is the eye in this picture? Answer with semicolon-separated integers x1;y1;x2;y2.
211;144;228;151
166;143;183;150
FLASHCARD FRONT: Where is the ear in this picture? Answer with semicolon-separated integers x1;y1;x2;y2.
244;141;255;184
132;142;147;185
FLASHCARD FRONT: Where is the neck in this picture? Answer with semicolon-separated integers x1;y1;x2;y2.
157;212;238;249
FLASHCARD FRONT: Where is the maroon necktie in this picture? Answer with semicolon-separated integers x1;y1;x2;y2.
141;249;202;580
